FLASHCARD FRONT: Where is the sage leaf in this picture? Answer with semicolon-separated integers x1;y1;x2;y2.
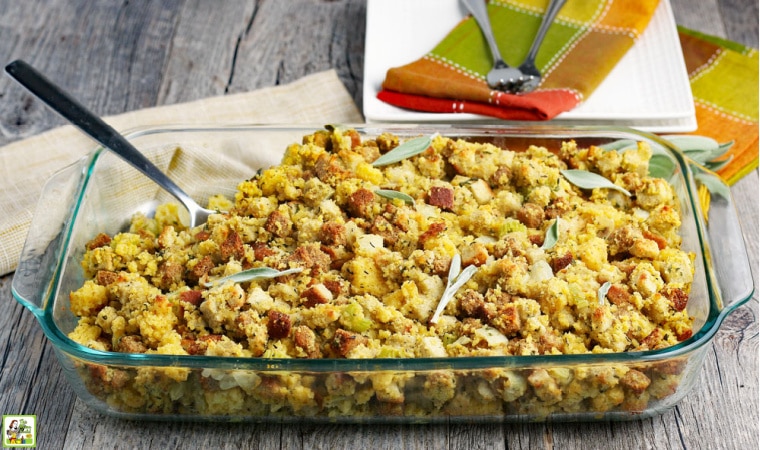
375;189;414;204
662;135;734;165
648;154;676;179
714;140;735;157
662;135;720;152
372;134;435;167
683;148;716;164
694;171;730;199
598;281;611;306
561;169;631;196
695;142;734;166
430;258;477;325
649;141;672;157
683;145;732;164
204;267;303;287
448;253;462;282
603;135;735;184
541;218;560;250
704;155;733;172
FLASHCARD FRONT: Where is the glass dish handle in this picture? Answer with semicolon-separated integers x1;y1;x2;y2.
691;163;755;311
11;160;85;315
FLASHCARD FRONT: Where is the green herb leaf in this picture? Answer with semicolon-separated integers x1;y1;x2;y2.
598;281;611;306
448;253;462;282
561;169;631;196
682;149;715;164
662;135;734;166
648;154;677;179
430;256;477;325
541;218;560;250
602;136;735;184
375;189;414;204
714;140;735;157
372;134;434;167
204;267;303;287
682;145;732;165
704;155;733;172
662;135;720;153
684;145;731;165
694;171;731;199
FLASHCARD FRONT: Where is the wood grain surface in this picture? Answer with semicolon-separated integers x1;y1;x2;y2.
0;1;756;449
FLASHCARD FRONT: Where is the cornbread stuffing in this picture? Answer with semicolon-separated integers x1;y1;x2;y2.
68;128;696;418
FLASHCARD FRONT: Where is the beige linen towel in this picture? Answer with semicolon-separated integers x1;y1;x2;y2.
0;70;363;275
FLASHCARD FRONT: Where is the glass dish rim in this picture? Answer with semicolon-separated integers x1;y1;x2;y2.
15;123;753;371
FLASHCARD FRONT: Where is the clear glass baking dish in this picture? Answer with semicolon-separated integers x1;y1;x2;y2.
11;124;754;423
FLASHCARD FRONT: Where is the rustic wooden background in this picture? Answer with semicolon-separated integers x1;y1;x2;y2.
0;0;756;449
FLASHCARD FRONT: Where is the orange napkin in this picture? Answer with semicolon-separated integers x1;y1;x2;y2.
378;0;660;120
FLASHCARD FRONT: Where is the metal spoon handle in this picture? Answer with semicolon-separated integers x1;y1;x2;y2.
523;0;567;62
462;0;506;65
4;59;197;211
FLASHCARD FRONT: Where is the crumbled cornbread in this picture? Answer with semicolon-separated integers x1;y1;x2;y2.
68;128;695;418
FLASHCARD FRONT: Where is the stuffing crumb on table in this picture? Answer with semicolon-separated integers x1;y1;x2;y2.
66;127;696;417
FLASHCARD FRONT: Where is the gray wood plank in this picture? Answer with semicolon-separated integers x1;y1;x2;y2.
672;0;760;448
227;0;366;111
671;0;727;37
156;0;254;105
718;0;760;47
0;279;78;449
0;0;185;143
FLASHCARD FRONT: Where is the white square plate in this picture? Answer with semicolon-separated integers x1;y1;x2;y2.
363;0;696;132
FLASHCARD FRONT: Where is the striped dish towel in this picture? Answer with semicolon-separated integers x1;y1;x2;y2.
378;0;660;120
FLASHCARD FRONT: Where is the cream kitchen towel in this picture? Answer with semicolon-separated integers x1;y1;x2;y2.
0;70;363;276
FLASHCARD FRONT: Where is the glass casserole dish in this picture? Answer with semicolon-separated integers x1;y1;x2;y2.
11;125;754;423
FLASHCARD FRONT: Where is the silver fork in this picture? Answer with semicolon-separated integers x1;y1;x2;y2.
461;0;523;91
511;0;567;93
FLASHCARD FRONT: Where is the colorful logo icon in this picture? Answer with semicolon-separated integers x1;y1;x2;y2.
2;416;35;448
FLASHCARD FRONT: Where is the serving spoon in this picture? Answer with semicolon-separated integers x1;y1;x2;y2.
4;59;217;227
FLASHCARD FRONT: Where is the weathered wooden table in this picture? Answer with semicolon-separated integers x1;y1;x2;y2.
0;1;756;448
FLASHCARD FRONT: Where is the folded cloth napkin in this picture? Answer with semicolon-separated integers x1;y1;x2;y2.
0;70;363;276
677;27;758;185
378;0;660;120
